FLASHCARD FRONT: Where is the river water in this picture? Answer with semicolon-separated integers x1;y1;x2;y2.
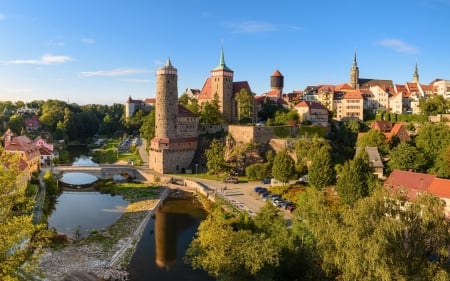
127;194;214;281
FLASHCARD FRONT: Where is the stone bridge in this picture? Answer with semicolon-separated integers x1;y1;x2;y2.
53;164;147;181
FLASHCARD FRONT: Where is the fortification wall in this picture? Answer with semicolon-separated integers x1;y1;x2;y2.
228;125;294;144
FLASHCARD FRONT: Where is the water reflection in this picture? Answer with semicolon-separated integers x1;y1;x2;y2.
47;192;128;238
128;193;214;281
59;172;98;185
73;155;99;166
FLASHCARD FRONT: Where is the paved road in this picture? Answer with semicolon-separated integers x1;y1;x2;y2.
185;177;292;221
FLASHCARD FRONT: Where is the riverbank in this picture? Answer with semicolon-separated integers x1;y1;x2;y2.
38;187;170;281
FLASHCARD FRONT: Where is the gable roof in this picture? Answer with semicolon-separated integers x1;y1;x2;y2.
359;78;394;90
389;123;411;142
428;178;450;198
178;104;198;118
371;120;392;132
343;90;362;99
384;170;436;199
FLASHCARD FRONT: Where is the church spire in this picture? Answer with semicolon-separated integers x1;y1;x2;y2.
350;51;359;89
413;63;419;83
213;48;232;71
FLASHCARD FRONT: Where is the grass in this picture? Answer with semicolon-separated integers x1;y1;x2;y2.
90;139;142;165
175;172;250;183
97;180;160;200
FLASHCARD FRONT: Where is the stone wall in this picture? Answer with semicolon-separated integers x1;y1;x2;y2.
228;125;294;145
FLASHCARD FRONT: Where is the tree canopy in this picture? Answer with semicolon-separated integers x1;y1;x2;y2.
272;149;295;184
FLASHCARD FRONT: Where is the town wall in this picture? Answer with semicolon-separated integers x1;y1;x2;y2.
228;125;294;144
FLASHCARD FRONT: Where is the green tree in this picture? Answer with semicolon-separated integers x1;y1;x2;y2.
7;114;24;135
272;149;295;184
234;88;254;123
0;149;42;280
185;208;279;281
415;122;450;172
39;99;67;131
308;146;334;189
245;162;271;180
296;188;450;281
199;98;222;125
257;99;281;122
43;169;59;196
139;109;155;141
335;154;373;206
419;94;450;115
388;141;427;173
205;139;225;175
356;128;389;156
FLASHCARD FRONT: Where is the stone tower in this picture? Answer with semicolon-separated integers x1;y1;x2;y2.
350;52;359;89
155;58;178;139
271;70;284;91
210;48;234;123
149;59;199;174
413;63;419;83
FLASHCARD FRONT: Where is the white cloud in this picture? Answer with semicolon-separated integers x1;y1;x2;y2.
7;54;73;65
81;37;95;44
377;39;419;54
80;68;151;77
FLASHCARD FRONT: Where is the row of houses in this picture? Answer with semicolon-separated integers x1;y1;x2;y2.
124;51;450;128
1;129;55;180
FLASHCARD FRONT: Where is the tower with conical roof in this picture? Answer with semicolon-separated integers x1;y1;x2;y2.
413;63;419;83
271;70;284;92
350;52;359;89
155;58;178;139
210;48;234;123
149;58;199;174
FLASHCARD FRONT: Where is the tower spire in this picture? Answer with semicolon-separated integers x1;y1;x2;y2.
213;48;232;71
413;62;419;83
350;51;359;89
166;57;172;67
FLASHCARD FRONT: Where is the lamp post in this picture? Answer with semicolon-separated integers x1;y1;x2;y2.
195;163;199;175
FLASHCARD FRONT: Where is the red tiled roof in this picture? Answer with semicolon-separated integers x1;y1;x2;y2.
233;81;251;94
385;170;436;200
343;90;362;99
389;123;411;142
428;178;450;198
335;83;353;91
272;69;282;77
198;77;212;100
265;89;281;97
144;98;156;104
178;104;198;117
371;120;392;132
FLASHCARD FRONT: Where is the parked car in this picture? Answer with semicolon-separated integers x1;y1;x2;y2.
298;175;309;184
254;186;266;193
261;178;271;184
223;176;238;184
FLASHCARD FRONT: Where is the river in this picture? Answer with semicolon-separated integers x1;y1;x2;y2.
127;193;214;281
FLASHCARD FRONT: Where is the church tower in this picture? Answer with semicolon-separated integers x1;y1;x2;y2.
350;52;359;89
413;63;419;83
210;48;234;123
155;58;178;139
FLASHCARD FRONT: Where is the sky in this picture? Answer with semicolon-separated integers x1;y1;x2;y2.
1;0;450;105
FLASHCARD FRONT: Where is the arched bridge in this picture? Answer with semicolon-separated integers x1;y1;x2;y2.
53;164;146;181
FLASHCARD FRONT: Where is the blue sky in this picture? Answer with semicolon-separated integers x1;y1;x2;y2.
1;0;450;105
